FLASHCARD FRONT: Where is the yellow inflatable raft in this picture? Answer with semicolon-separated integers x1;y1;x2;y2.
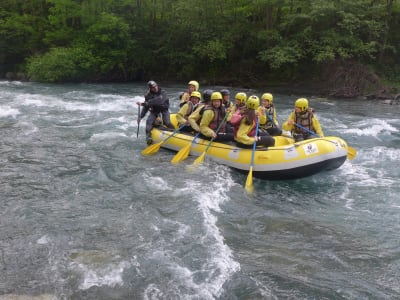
148;115;352;180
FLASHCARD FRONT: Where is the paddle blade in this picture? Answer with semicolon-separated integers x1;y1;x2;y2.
171;144;191;164
347;146;357;160
245;166;254;193
192;152;206;167
141;141;162;155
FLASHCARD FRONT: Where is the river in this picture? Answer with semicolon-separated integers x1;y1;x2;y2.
1;80;399;299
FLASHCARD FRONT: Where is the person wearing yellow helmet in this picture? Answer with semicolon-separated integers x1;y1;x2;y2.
199;92;234;142
282;97;324;141
227;92;247;125
176;91;201;132
259;92;282;136
233;95;275;148
180;80;200;107
188;89;214;132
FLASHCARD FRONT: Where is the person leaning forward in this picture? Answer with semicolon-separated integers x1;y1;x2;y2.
137;80;174;145
199;92;234;143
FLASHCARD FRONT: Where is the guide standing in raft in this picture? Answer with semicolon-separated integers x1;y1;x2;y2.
137;81;174;145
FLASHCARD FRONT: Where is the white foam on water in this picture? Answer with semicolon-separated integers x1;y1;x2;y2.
69;251;131;290
89;131;127;142
76;261;130;290
16;92;144;113
345;119;398;137
37;235;50;245
366;146;400;161
0;105;20;118
142;173;171;191
175;166;241;298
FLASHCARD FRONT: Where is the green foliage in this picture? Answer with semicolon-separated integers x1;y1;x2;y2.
84;13;131;77
258;43;304;69
27;47;95;82
0;0;399;87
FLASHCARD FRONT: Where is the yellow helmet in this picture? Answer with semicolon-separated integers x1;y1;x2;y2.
235;92;247;105
295;98;309;112
188;80;199;91
261;93;273;103
246;95;260;110
211;92;223;101
190;91;201;100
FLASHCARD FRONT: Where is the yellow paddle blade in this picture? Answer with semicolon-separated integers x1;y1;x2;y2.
192;151;206;167
245;166;254;194
171;144;191;164
347;146;357;160
141;141;162;155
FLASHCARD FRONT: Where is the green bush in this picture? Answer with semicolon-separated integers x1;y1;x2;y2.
27;47;96;82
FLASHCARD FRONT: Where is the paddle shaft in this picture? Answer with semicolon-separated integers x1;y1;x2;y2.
245;117;260;193
250;118;260;168
136;105;141;138
203;112;229;153
294;122;319;137
161;124;186;143
295;122;357;159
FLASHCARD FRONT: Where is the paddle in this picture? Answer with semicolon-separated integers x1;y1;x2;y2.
190;113;229;168
245;118;259;193
141;125;185;155
171;132;200;164
136;104;141;138
294;123;357;160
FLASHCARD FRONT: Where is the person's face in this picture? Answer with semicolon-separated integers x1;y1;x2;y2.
295;107;301;113
189;85;196;93
190;96;200;104
212;100;221;108
151;85;159;92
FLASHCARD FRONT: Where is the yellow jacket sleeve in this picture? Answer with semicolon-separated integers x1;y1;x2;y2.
312;115;324;137
200;110;215;137
176;103;189;125
188;104;204;132
180;92;190;106
235;118;256;145
282;112;296;132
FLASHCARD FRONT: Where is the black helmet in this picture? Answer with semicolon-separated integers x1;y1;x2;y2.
221;89;230;96
148;80;157;88
202;89;214;102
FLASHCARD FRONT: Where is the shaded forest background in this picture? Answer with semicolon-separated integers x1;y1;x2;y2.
1;0;399;98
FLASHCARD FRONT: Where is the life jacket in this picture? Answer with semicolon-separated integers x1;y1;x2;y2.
183;101;195;120
195;105;206;125
204;105;226;132
294;111;313;134
230;110;244;136
232;112;256;138
264;105;275;128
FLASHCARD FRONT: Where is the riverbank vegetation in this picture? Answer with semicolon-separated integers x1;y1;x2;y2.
1;0;399;98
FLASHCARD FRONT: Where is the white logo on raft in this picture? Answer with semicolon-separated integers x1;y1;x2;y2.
303;143;319;155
